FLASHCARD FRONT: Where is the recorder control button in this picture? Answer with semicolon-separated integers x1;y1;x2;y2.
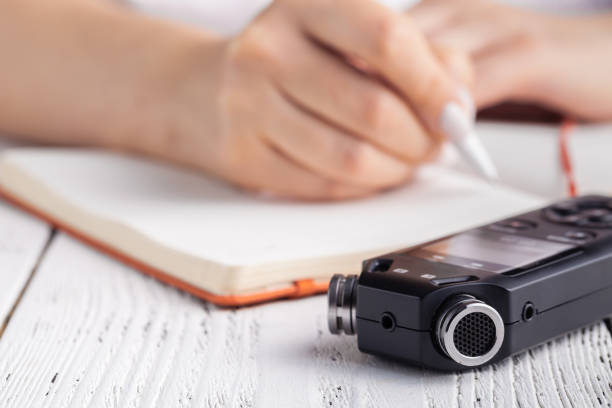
491;219;536;231
564;230;596;241
502;219;536;230
431;276;478;286
544;198;612;228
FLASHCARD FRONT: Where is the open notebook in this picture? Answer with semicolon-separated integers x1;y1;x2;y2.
0;148;545;305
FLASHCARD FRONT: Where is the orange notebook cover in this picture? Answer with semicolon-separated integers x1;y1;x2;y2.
0;148;544;306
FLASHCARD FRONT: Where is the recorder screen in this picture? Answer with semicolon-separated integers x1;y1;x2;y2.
409;229;575;273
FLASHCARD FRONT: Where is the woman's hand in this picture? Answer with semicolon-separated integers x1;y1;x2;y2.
1;0;470;200
147;0;471;200
409;0;612;121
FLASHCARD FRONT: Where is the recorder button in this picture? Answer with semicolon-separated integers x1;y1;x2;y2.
551;202;579;214
431;276;478;286
493;219;536;231
564;230;596;241
506;220;535;230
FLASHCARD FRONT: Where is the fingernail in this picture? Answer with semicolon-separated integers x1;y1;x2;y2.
440;101;473;142
457;86;476;120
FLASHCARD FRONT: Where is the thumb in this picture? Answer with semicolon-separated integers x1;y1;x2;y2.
431;43;474;89
430;43;475;117
471;46;535;109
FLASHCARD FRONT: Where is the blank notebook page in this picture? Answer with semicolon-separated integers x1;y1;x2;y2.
0;148;545;267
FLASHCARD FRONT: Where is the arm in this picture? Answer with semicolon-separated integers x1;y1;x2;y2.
0;0;220;149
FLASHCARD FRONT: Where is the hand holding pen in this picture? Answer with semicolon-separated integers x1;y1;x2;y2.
162;0;495;199
1;0;496;200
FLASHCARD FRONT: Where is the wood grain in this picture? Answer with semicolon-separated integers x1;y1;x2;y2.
0;200;50;326
1;233;611;407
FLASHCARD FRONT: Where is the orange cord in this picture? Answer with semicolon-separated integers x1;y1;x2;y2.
559;119;577;197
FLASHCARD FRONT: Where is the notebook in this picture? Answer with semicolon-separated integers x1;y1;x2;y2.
0;147;545;305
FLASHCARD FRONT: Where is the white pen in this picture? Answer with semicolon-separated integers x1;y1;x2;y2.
439;89;499;181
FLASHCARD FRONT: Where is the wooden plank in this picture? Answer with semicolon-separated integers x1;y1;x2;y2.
0;233;611;407
0;200;50;327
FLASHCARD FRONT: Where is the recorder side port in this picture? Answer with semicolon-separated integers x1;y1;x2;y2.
380;312;396;332
522;302;536;321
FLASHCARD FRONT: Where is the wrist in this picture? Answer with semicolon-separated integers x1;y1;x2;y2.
94;10;226;159
117;28;229;172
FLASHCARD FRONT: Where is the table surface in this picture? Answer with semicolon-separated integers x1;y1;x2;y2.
1;124;612;408
2;206;612;408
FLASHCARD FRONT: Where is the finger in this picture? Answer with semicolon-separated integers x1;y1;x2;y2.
230;140;375;201
472;46;535;109
263;87;414;189
430;43;475;119
475;47;612;120
409;0;457;35
286;0;463;130
431;43;474;88
277;37;434;162
430;20;522;56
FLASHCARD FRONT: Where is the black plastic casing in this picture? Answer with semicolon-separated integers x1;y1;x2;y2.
356;195;612;371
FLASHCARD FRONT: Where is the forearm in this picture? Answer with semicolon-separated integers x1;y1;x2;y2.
0;0;220;149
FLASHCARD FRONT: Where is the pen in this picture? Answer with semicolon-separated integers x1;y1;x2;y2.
440;92;499;181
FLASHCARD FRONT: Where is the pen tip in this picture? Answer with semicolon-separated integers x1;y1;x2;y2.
484;168;500;183
479;164;500;185
453;132;500;183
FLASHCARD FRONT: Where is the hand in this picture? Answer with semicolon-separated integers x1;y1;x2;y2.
410;0;612;121
150;0;471;200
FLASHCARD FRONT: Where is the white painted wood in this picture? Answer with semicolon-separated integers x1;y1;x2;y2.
475;122;612;199
0;233;611;407
0;200;50;323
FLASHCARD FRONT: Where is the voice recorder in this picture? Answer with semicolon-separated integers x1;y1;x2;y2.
328;195;612;371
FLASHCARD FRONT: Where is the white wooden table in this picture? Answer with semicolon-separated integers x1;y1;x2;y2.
0;123;611;407
1;200;612;408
